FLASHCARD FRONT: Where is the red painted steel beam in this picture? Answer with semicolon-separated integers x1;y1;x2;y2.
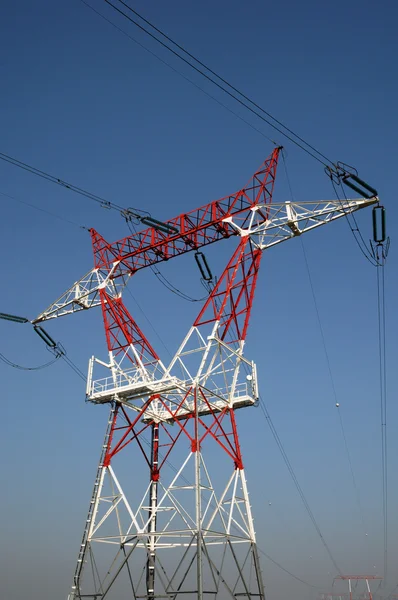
90;147;280;274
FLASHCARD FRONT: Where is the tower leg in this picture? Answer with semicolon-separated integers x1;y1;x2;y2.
194;388;204;600
68;403;118;600
146;423;159;600
68;401;266;599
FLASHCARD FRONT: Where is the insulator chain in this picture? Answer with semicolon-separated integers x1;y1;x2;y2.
325;162;389;265
34;325;66;358
371;205;390;263
325;161;378;199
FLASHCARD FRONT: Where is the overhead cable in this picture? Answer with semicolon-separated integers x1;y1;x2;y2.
102;0;335;167
0;190;88;231
332;172;390;583
0;151;120;209
34;324;87;382
330;178;380;267
0;314;86;381
257;547;320;589
79;0;277;145
61;354;87;381
87;0;380;194
282;151;371;549
0;151;167;230
300;238;369;538
376;251;388;584
0;351;60;371
257;397;343;577
111;0;325;160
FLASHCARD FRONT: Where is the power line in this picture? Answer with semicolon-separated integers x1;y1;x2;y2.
376;255;388;584
0;313;87;381
257;397;343;577
257;547;320;590
111;0;321;157
282;151;371;553
118;0;335;167
300;237;369;537
332;173;389;582
0;351;60;371
0;190;88;231
78;0;276;146
61;353;87;382
0;150;181;236
0;151;149;221
325;158;389;582
330;178;379;267
103;0;333;167
385;583;398;600
0;151;119;209
0;346;86;382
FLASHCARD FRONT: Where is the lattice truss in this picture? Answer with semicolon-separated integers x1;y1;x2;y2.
33;148;378;600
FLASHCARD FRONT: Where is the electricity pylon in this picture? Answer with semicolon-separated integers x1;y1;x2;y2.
34;148;378;599
319;593;350;600
334;576;383;600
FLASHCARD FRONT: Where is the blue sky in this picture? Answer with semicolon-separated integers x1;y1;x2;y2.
0;1;397;599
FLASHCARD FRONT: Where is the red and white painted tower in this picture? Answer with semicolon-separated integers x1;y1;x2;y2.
34;148;377;599
334;576;383;600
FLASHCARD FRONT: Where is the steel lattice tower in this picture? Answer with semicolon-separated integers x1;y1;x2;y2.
334;576;383;600
34;148;378;599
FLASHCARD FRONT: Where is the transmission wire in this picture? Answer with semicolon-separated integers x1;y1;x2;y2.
61;354;87;381
257;396;343;577
78;0;276;145
0;151;148;217
300;239;369;534
103;0;333;167
330;179;379;267
257;547;320;589
0;341;85;380
377;256;388;584
0;351;60;371
117;0;333;163
103;0;328;166
282;151;370;549
0;190;88;231
333;165;389;582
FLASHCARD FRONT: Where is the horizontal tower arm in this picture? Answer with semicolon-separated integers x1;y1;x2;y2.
226;197;378;249
90;148;279;274
34;194;377;323
34;149;280;322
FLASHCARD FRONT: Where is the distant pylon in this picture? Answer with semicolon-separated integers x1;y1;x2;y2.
334;576;383;600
